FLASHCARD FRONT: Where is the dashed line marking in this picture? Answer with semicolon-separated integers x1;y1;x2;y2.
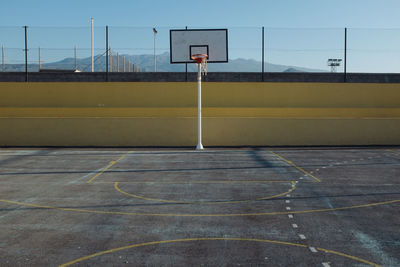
286;207;291;210
269;151;321;182
286;194;291;197
309;247;318;253
288;214;293;219
1;199;398;217
286;200;290;203
322;262;331;267
292;224;298;228
299;234;306;240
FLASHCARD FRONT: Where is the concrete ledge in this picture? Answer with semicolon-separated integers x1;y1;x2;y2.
1;72;400;83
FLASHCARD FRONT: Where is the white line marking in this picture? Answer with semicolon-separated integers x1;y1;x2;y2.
322;263;331;267
288;214;293;219
299;234;306;240
300;177;304;180
309;247;318;253
286;207;291;210
285;200;290;203
68;167;105;184
286;194;291;197
292;224;298;228
322;166;326;169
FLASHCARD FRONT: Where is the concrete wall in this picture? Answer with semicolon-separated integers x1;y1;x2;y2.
0;82;399;146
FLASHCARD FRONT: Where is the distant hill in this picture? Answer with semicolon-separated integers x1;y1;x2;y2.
2;51;323;72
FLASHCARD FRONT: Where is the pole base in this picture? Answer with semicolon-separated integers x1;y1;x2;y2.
196;143;204;150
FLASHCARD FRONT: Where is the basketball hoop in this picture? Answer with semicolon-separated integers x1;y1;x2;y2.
191;54;208;76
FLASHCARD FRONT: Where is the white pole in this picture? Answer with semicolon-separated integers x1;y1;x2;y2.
2;45;4;72
91;18;94;72
123;57;126;72
196;63;203;150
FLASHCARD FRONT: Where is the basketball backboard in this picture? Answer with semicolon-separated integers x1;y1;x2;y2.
170;29;228;64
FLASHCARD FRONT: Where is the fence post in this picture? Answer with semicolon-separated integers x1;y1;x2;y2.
24;26;28;82
344;27;347;82
74;45;77;70
262;26;265;81
1;45;4;72
185;26;188;81
38;46;41;71
109;47;112;72
106;25;109;81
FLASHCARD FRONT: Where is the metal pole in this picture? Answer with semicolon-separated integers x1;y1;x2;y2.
196;63;203;150
38;46;41;71
91;18;94;72
24;26;28;82
123;57;126;72
344;27;347;82
262;26;264;81
109;48;112;72
117;52;119;72
74;45;77;70
153;28;157;72
185;26;188;81
2;45;5;72
106;26;109;75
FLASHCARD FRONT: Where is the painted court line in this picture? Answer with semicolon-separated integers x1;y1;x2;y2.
1;198;398;217
299;234;306;240
288;214;293;219
322;262;331;267
269;151;321;183
57;237;381;267
87;151;132;183
114;181;296;205
292;224;298;228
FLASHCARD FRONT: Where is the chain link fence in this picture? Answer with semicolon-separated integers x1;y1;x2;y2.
1;26;400;73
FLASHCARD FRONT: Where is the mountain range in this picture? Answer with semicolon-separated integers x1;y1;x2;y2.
2;52;323;72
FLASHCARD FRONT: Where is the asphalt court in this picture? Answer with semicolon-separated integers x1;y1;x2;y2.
0;147;399;266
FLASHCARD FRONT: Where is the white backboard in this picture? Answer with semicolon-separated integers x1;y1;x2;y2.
170;29;228;63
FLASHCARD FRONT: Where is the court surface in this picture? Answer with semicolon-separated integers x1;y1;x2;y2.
0;147;399;266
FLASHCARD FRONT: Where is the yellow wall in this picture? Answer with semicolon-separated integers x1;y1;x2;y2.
0;82;399;146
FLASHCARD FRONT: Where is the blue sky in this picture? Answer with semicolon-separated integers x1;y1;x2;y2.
1;0;400;28
1;0;400;72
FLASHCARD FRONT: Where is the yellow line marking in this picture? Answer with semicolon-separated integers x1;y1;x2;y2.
1;198;398;217
86;152;132;183
58;237;381;267
114;181;296;204
269;151;321;183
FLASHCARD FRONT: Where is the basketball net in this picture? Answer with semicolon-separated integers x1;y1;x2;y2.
191;54;208;76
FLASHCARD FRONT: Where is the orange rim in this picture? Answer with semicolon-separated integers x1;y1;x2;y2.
191;54;208;63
